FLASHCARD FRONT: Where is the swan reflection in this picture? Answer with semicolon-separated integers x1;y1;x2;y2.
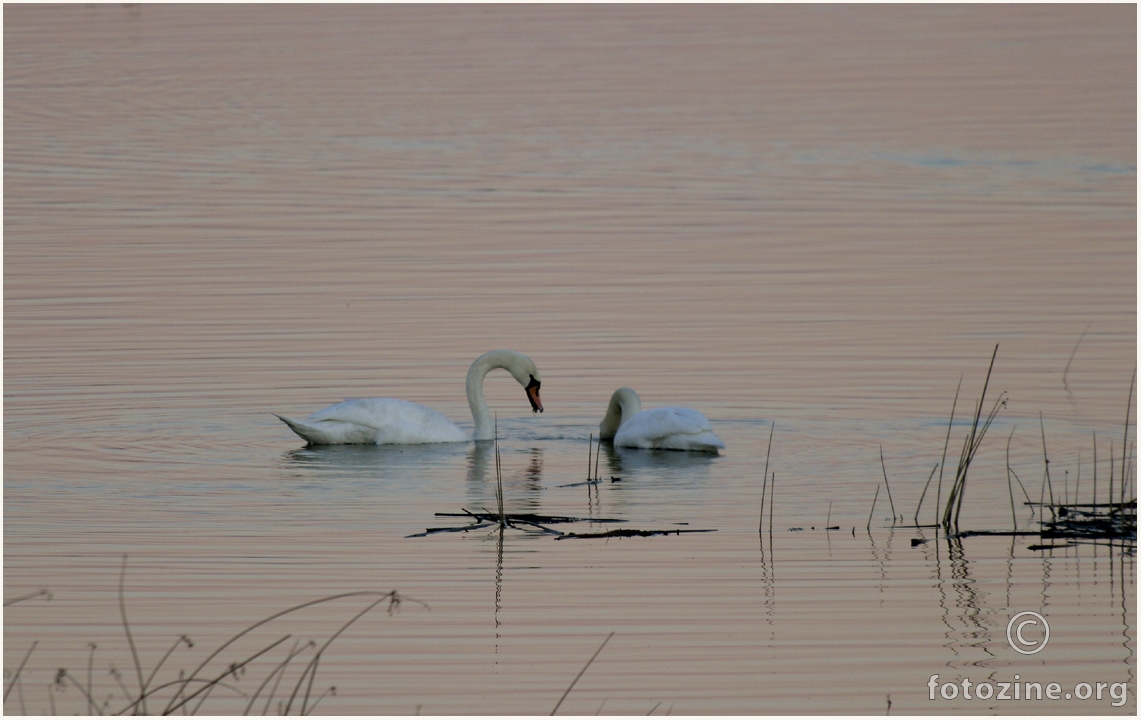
280;442;469;481
598;442;721;484
465;440;544;512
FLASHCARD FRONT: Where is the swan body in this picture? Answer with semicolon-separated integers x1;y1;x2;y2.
598;387;724;452
276;350;542;445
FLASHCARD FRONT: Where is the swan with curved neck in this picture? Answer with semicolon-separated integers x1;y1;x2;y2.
276;350;543;445
599;387;724;452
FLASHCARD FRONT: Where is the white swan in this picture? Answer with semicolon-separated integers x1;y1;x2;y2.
276;350;543;445
598;387;724;452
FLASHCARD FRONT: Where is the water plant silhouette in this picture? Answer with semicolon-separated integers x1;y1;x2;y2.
3;557;425;715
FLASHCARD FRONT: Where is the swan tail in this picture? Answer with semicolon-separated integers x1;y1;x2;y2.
275;413;376;445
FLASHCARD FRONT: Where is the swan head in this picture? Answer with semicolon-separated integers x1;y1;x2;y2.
468;349;544;416
599;387;641;441
503;353;543;414
524;374;543;413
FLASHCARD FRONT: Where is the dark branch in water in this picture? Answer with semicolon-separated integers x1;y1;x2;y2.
411;509;714;540
408;510;631;537
555;528;716;540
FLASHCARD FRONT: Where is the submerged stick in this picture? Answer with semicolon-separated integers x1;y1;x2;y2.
551;631;614;715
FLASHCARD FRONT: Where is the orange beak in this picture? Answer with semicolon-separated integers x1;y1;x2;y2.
525;376;543;413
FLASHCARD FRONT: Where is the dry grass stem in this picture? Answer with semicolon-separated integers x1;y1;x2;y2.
550;631;614;715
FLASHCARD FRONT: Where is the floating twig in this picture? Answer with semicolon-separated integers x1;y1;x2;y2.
555;528;717;540
409;510;629;538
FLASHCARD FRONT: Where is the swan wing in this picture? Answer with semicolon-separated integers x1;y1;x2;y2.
279;398;470;445
614;406;725;452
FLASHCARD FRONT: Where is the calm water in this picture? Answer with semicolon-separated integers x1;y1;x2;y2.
4;4;1136;715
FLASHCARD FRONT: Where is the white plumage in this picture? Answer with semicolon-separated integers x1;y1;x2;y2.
276;350;543;445
598;387;725;452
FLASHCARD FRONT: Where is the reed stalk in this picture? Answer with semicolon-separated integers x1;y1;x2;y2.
1120;370;1135;512
495;415;505;528
1093;431;1098;509
913;464;938;526
550;631;614;715
586;433;593;480
935;378;962;526
879;446;897;524
867;485;880;531
1109;443;1115;511
1062;324;1089;393
161;589;412;715
86;642;96;715
241;639;309;715
2;641;37;703
1039;413;1055;520
759;423;774;534
1006;426;1017;531
768;472;775;534
3;588;51;607
594;435;601;481
941;345;1003;532
1075;450;1081;507
118;556;147;714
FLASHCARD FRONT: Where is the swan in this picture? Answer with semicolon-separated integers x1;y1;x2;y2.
275;350;542;445
598;387;724;452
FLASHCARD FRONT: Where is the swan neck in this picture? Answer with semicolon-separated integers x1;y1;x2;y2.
467;359;494;440
600;388;641;440
466;350;533;440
